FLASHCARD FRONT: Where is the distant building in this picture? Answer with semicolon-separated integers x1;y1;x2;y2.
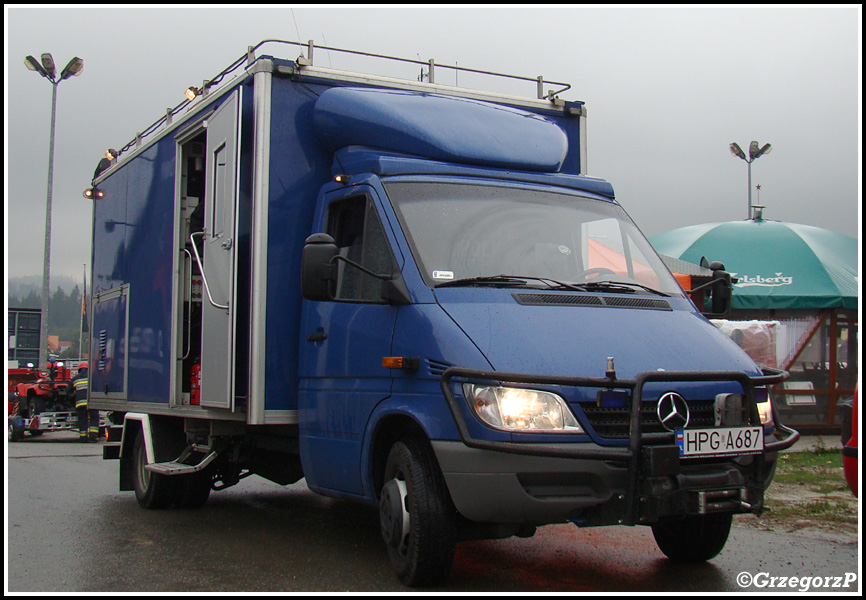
47;336;73;355
8;307;41;367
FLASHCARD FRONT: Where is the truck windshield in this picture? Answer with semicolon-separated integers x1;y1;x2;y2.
384;181;683;296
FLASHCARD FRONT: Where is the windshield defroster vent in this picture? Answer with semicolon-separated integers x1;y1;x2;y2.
513;293;672;311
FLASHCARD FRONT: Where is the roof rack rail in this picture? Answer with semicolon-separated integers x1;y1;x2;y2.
115;40;573;160
265;39;572;101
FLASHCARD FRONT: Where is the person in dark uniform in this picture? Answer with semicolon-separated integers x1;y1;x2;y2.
70;362;99;442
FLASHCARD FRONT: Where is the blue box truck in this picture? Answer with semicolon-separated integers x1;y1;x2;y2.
89;41;798;586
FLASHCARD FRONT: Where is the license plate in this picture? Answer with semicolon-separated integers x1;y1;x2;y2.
676;427;763;457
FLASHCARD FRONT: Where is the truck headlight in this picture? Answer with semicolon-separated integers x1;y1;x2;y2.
463;384;584;433
756;387;773;427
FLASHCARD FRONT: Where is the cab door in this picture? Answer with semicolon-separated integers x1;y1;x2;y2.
299;187;403;495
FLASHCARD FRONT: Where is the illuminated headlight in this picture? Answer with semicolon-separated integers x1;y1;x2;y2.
715;390;774;427
463;384;584;433
755;387;773;427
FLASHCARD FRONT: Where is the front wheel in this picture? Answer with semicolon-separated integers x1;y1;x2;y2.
651;512;733;562
380;437;457;587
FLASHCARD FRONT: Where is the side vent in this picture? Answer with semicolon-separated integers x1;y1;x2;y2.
426;359;452;377
513;293;672;311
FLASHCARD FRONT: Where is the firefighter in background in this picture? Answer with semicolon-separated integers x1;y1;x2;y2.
69;362;99;442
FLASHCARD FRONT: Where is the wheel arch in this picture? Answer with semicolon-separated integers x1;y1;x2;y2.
367;412;431;500
118;413;185;491
118;414;149;491
119;413;153;461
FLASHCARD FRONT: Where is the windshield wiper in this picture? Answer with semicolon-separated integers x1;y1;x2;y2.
435;275;585;291
435;275;534;288
567;280;671;297
435;275;670;297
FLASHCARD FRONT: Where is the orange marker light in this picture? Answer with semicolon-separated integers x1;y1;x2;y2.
382;356;419;371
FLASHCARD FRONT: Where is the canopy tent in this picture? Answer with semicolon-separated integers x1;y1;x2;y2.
650;219;858;311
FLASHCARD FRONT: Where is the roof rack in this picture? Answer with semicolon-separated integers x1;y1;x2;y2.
114;39;573;160
274;39;572;101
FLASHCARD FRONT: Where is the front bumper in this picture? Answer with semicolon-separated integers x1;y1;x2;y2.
432;440;627;525
438;366;799;526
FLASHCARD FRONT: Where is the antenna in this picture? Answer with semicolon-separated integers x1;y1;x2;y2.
417;53;427;82
291;9;304;57
321;33;333;68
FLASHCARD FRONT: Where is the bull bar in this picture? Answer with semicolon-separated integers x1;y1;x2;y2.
440;366;800;525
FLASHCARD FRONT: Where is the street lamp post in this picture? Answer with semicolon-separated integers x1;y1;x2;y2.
729;141;772;220
24;53;84;368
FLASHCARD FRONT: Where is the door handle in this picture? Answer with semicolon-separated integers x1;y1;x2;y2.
190;231;230;311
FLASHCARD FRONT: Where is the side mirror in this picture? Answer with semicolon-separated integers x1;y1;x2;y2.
301;232;412;305
708;261;732;316
301;233;338;301
687;259;733;316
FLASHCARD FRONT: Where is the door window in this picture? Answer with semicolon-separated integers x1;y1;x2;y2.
326;195;397;303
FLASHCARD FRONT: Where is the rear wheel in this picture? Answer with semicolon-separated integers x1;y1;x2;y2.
380;437;457;587
174;467;213;509
132;429;178;509
651;512;733;562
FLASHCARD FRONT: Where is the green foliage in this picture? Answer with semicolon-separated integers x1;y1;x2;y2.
760;447;857;527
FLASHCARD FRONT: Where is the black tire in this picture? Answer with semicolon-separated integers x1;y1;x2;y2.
380;437;457;587
28;395;44;418
174;468;213;509
132;429;178;509
9;421;23;442
651;512;733;562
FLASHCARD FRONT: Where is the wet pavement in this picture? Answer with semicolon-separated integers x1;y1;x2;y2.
6;431;860;593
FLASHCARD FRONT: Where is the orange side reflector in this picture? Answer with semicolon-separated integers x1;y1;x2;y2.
382;357;404;369
382;356;420;371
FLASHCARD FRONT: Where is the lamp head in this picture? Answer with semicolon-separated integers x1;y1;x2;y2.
728;142;746;161
60;57;84;80
24;55;50;78
40;53;57;80
749;141;772;160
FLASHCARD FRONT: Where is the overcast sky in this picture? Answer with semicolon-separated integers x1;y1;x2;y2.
5;5;861;285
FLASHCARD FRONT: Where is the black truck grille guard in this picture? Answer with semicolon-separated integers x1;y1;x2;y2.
439;366;799;525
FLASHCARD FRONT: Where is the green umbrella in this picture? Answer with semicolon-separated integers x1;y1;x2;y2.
651;219;858;310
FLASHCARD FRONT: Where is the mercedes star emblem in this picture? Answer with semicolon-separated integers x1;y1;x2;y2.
657;392;690;432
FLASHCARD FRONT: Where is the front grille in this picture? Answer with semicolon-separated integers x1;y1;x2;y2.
580;399;716;440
